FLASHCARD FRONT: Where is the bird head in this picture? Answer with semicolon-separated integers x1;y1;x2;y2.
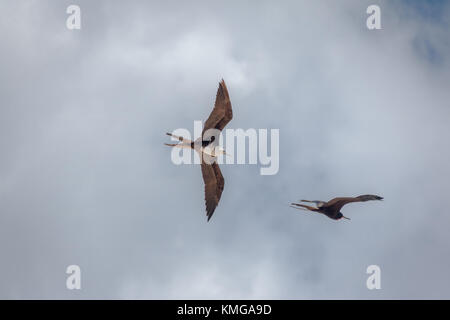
337;212;351;220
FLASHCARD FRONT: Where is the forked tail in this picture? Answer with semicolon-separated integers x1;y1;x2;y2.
290;203;319;212
166;132;192;143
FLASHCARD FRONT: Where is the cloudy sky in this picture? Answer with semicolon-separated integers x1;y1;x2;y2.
1;0;450;299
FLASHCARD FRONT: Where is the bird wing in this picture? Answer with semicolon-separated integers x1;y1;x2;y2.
324;195;383;212
202;80;233;136
200;162;225;221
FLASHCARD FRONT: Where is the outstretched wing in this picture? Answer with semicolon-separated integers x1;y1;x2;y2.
200;162;225;221
324;194;383;212
202;79;233;136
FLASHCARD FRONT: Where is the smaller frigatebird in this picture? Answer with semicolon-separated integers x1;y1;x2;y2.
290;194;383;220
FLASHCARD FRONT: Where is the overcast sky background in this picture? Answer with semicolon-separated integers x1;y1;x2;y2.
1;0;450;299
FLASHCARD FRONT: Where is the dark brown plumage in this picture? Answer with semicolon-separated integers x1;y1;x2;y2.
203;80;233;136
165;79;232;221
201;162;225;221
290;194;383;220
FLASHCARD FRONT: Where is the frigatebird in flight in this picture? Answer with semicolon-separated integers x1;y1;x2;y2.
165;79;233;221
290;194;383;220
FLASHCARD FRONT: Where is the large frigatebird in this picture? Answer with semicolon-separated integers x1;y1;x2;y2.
165;79;233;221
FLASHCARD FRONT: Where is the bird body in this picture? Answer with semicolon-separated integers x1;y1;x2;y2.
166;80;233;221
291;194;383;220
165;137;222;158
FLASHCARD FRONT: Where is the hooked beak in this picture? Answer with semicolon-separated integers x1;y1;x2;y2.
219;149;231;157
